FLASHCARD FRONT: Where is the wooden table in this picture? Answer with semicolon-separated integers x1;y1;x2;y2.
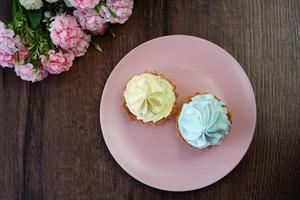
1;0;299;199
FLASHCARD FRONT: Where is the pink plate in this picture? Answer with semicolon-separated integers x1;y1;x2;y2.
100;35;256;191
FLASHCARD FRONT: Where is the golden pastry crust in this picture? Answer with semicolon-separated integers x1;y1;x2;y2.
122;72;178;125
176;92;232;148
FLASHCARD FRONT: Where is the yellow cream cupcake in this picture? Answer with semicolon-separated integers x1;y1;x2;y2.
123;72;177;125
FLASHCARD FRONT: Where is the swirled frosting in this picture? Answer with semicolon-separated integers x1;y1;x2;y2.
178;94;231;149
124;73;176;123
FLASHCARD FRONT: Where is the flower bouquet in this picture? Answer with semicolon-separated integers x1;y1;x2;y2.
0;0;133;82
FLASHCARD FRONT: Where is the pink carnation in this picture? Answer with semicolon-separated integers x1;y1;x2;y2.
49;15;91;57
73;9;108;36
70;0;99;10
102;0;133;24
49;15;83;50
68;33;91;56
40;50;75;74
15;36;29;65
15;63;48;82
0;22;18;54
0;52;14;68
0;21;18;68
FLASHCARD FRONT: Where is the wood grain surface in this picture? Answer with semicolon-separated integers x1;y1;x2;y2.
0;0;300;199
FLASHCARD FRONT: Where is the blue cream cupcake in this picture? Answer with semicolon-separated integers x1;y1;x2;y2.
176;93;232;149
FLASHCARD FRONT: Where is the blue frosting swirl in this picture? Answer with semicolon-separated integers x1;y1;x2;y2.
178;94;231;149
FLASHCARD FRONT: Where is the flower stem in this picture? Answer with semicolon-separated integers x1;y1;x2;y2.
107;7;117;18
91;40;103;53
108;27;115;38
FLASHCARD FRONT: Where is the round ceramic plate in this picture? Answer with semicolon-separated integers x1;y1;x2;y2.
100;35;256;191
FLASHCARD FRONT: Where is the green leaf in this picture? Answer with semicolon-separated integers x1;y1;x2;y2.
108;27;116;38
12;0;17;19
27;9;43;27
107;7;117;18
91;40;103;53
94;4;101;13
32;58;40;71
63;0;73;8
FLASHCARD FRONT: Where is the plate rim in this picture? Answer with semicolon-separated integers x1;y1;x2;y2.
100;35;257;192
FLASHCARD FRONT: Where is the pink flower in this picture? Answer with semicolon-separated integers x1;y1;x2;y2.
0;22;18;54
40;50;75;74
15;36;29;65
15;63;48;82
0;21;18;68
102;0;133;24
17;45;30;65
73;9;108;36
49;15;83;50
70;0;99;10
49;15;91;57
68;33;91;57
0;52;14;68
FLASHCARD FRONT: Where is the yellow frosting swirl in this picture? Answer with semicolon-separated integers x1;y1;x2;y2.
124;73;176;123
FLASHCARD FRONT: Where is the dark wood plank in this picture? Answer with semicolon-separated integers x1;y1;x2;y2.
0;1;28;200
0;0;299;199
39;1;167;200
167;0;300;199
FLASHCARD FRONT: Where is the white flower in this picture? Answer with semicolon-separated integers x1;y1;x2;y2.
19;0;43;10
46;0;60;3
44;11;52;18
